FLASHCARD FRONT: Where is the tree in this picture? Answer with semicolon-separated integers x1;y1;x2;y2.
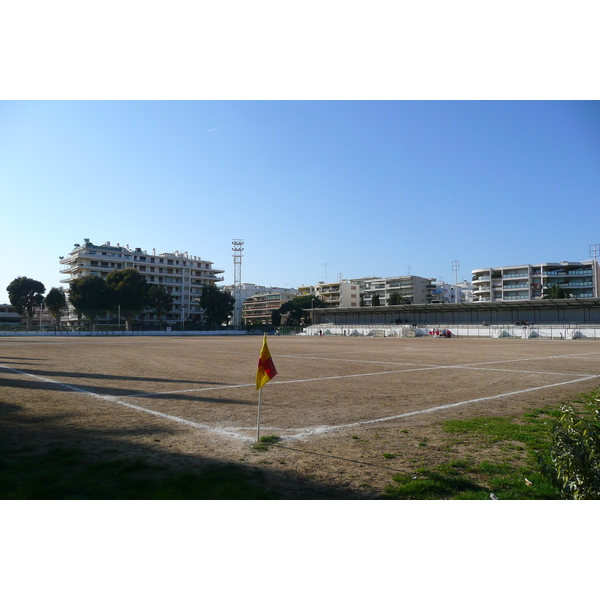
543;283;571;299
372;293;381;307
198;285;235;326
387;292;403;306
271;308;282;327
7;277;46;329
69;275;111;329
278;295;326;326
146;284;173;329
106;268;150;331
45;287;67;330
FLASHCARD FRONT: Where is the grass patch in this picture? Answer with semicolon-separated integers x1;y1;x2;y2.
382;471;485;500
382;406;568;500
0;442;281;500
251;435;282;452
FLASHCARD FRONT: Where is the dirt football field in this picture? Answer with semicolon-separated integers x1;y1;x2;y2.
2;334;600;498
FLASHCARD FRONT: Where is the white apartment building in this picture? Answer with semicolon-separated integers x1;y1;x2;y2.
432;279;474;303
472;260;600;302
298;280;361;308
352;275;437;306
59;239;224;325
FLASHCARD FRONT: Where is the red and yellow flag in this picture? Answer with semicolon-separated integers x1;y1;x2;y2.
256;334;277;390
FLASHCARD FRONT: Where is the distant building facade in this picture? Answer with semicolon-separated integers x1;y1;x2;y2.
351;275;437;306
242;289;298;325
472;261;600;302
298;280;361;308
59;239;224;325
0;304;22;325
432;280;474;303
222;283;298;325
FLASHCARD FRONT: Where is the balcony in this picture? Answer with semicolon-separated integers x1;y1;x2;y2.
563;280;593;288
546;269;592;277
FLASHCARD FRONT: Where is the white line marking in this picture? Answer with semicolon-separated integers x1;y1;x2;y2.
0;364;253;441
279;374;600;440
3;354;600;443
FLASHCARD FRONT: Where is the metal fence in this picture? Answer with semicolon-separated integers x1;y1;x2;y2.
302;323;600;340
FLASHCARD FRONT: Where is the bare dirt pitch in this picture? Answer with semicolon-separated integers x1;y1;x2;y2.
2;334;600;498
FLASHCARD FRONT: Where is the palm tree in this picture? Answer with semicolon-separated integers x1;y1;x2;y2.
543;283;571;299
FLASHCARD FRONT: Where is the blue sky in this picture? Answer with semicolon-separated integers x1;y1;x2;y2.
1;100;599;302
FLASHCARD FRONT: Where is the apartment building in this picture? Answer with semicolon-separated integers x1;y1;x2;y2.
472;260;600;301
242;289;298;325
221;283;298;321
352;275;437;306
432;280;474;303
0;304;55;327
297;280;361;308
0;304;21;324
59;239;224;325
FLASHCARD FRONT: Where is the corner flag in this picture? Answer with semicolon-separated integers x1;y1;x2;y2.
256;334;277;390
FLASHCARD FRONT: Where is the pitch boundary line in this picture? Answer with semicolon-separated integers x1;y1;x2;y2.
0;364;253;441
121;363;597;399
3;362;600;443
275;374;600;440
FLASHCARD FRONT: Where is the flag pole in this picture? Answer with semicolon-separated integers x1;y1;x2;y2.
256;388;262;442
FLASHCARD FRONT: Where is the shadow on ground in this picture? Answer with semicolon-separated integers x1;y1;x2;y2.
0;399;368;500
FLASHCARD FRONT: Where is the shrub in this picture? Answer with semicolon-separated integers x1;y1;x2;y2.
538;392;600;499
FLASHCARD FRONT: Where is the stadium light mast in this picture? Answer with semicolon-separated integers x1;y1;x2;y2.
590;244;600;298
453;260;460;303
232;239;244;329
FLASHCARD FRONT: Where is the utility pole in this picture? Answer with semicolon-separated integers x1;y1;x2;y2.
453;260;460;303
232;239;244;329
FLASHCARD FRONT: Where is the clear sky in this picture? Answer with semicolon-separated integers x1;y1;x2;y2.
1;100;599;302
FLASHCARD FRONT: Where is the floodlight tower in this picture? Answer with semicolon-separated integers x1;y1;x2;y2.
232;239;244;329
452;260;460;303
590;244;600;298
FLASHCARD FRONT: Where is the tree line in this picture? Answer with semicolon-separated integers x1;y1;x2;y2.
6;270;235;330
